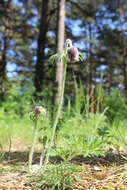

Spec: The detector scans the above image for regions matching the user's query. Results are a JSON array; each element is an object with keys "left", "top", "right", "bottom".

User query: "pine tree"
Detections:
[
  {"left": 54, "top": 0, "right": 66, "bottom": 104},
  {"left": 0, "top": 0, "right": 11, "bottom": 100},
  {"left": 34, "top": 0, "right": 49, "bottom": 97}
]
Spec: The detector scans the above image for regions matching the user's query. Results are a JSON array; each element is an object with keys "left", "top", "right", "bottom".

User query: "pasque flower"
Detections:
[
  {"left": 28, "top": 39, "right": 83, "bottom": 173},
  {"left": 66, "top": 40, "right": 79, "bottom": 63},
  {"left": 67, "top": 46, "right": 79, "bottom": 63},
  {"left": 28, "top": 105, "right": 46, "bottom": 174},
  {"left": 43, "top": 39, "right": 83, "bottom": 168},
  {"left": 35, "top": 106, "right": 46, "bottom": 116}
]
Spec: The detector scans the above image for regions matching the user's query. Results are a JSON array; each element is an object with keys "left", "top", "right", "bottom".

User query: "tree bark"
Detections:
[
  {"left": 122, "top": 50, "right": 127, "bottom": 95},
  {"left": 85, "top": 25, "right": 90, "bottom": 110},
  {"left": 34, "top": 0, "right": 49, "bottom": 96},
  {"left": 0, "top": 0, "right": 11, "bottom": 100},
  {"left": 120, "top": 7, "right": 127, "bottom": 96},
  {"left": 106, "top": 60, "right": 111, "bottom": 95},
  {"left": 89, "top": 24, "right": 95, "bottom": 113},
  {"left": 54, "top": 0, "right": 66, "bottom": 105}
]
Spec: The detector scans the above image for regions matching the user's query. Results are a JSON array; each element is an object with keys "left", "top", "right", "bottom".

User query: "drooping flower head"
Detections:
[
  {"left": 67, "top": 46, "right": 79, "bottom": 63},
  {"left": 66, "top": 39, "right": 79, "bottom": 63}
]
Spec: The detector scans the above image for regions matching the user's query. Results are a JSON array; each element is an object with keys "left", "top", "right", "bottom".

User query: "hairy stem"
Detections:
[
  {"left": 40, "top": 141, "right": 47, "bottom": 167},
  {"left": 43, "top": 58, "right": 67, "bottom": 167},
  {"left": 8, "top": 137, "right": 12, "bottom": 160},
  {"left": 28, "top": 117, "right": 38, "bottom": 174}
]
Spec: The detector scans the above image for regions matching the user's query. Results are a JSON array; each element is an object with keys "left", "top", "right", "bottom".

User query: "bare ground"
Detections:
[{"left": 0, "top": 145, "right": 127, "bottom": 190}]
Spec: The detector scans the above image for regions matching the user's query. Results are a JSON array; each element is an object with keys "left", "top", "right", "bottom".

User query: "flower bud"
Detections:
[
  {"left": 34, "top": 106, "right": 46, "bottom": 116},
  {"left": 67, "top": 46, "right": 79, "bottom": 63},
  {"left": 66, "top": 39, "right": 72, "bottom": 48}
]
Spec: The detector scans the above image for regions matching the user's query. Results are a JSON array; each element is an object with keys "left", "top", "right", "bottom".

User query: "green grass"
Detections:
[{"left": 0, "top": 107, "right": 127, "bottom": 160}]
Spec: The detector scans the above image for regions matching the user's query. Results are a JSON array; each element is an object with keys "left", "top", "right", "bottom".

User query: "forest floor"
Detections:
[{"left": 0, "top": 140, "right": 127, "bottom": 190}]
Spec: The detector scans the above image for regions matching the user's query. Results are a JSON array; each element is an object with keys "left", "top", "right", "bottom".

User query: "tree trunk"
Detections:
[
  {"left": 85, "top": 25, "right": 90, "bottom": 110},
  {"left": 54, "top": 0, "right": 66, "bottom": 105},
  {"left": 106, "top": 60, "right": 111, "bottom": 95},
  {"left": 0, "top": 30, "right": 7, "bottom": 100},
  {"left": 0, "top": 0, "right": 11, "bottom": 100},
  {"left": 122, "top": 48, "right": 127, "bottom": 95},
  {"left": 89, "top": 24, "right": 94, "bottom": 113},
  {"left": 34, "top": 0, "right": 49, "bottom": 96},
  {"left": 120, "top": 7, "right": 127, "bottom": 95}
]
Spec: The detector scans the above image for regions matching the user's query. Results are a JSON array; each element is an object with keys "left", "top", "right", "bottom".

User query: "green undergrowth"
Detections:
[
  {"left": 1, "top": 106, "right": 127, "bottom": 162},
  {"left": 27, "top": 163, "right": 81, "bottom": 190},
  {"left": 0, "top": 83, "right": 127, "bottom": 188},
  {"left": 0, "top": 83, "right": 127, "bottom": 162}
]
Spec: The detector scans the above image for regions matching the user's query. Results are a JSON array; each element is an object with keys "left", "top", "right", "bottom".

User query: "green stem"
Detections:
[
  {"left": 39, "top": 136, "right": 49, "bottom": 167},
  {"left": 8, "top": 136, "right": 12, "bottom": 160},
  {"left": 43, "top": 58, "right": 67, "bottom": 167},
  {"left": 28, "top": 117, "right": 38, "bottom": 174}
]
